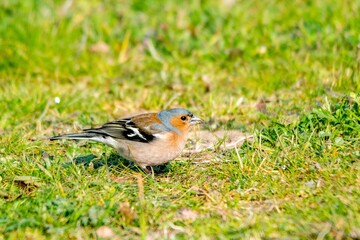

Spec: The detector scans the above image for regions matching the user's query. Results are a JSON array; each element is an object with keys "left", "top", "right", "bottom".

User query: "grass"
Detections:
[{"left": 0, "top": 0, "right": 359, "bottom": 239}]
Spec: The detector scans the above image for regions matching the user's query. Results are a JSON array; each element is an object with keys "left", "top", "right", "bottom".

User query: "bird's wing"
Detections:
[{"left": 83, "top": 113, "right": 169, "bottom": 143}]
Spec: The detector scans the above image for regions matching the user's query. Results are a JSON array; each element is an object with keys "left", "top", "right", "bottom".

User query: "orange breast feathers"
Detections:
[{"left": 164, "top": 130, "right": 187, "bottom": 151}]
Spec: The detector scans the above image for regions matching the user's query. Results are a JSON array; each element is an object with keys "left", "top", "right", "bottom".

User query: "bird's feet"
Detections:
[{"left": 141, "top": 166, "right": 154, "bottom": 175}]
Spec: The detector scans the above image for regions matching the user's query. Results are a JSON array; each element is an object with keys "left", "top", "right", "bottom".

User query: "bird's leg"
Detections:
[{"left": 141, "top": 165, "right": 152, "bottom": 174}]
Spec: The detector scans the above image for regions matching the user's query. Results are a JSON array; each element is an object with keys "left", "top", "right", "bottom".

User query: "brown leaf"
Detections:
[{"left": 117, "top": 201, "right": 137, "bottom": 224}]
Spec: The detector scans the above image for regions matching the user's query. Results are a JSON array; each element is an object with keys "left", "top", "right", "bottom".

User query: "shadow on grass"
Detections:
[{"left": 65, "top": 153, "right": 170, "bottom": 174}]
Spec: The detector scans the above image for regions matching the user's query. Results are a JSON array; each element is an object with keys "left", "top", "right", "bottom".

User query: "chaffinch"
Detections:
[{"left": 50, "top": 108, "right": 204, "bottom": 173}]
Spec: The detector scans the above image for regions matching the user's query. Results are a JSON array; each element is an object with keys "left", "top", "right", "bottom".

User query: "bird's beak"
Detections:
[{"left": 190, "top": 115, "right": 204, "bottom": 125}]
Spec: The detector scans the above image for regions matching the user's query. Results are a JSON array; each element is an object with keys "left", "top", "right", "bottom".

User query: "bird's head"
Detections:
[{"left": 158, "top": 108, "right": 204, "bottom": 135}]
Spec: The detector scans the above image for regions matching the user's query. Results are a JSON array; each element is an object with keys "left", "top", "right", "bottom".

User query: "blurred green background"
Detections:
[{"left": 1, "top": 0, "right": 359, "bottom": 126}]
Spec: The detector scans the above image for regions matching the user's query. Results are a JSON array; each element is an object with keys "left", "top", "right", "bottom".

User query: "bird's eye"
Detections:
[{"left": 180, "top": 116, "right": 187, "bottom": 121}]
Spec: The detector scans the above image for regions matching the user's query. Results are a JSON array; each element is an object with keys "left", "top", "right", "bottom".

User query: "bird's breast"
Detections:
[{"left": 124, "top": 132, "right": 188, "bottom": 166}]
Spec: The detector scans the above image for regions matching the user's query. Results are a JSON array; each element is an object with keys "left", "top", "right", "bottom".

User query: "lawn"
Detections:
[{"left": 0, "top": 0, "right": 359, "bottom": 239}]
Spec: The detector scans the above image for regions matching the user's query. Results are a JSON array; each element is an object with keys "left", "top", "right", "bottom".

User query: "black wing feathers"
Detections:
[{"left": 84, "top": 119, "right": 155, "bottom": 143}]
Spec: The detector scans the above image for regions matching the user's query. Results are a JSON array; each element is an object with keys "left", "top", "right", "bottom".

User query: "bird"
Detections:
[{"left": 50, "top": 108, "right": 204, "bottom": 173}]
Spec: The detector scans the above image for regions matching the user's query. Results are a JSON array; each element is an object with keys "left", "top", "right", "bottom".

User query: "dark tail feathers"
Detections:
[{"left": 49, "top": 132, "right": 100, "bottom": 141}]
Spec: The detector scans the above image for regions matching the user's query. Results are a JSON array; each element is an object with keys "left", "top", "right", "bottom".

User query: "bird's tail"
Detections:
[{"left": 49, "top": 132, "right": 100, "bottom": 141}]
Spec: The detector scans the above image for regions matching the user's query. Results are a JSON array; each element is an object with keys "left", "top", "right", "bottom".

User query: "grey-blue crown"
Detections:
[{"left": 162, "top": 108, "right": 192, "bottom": 117}]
